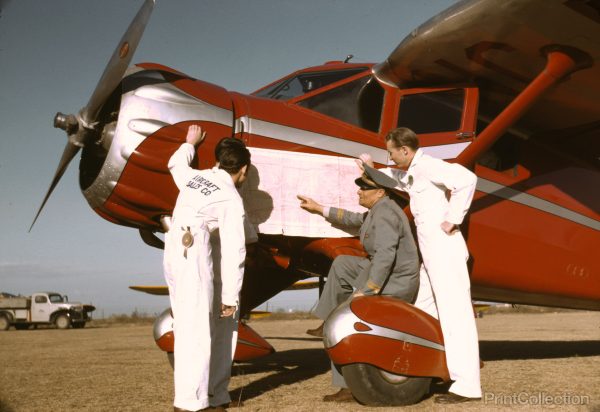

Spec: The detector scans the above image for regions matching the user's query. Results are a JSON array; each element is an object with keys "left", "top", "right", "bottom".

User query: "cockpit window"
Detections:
[
  {"left": 397, "top": 89, "right": 464, "bottom": 134},
  {"left": 297, "top": 75, "right": 384, "bottom": 133},
  {"left": 254, "top": 67, "right": 368, "bottom": 100}
]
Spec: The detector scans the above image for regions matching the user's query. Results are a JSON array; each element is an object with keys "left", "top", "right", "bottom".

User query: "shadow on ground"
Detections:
[
  {"left": 231, "top": 348, "right": 329, "bottom": 402},
  {"left": 228, "top": 339, "right": 600, "bottom": 404},
  {"left": 0, "top": 399, "right": 16, "bottom": 412},
  {"left": 480, "top": 340, "right": 600, "bottom": 361}
]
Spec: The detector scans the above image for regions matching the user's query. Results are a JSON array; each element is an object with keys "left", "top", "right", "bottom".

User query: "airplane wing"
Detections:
[
  {"left": 129, "top": 285, "right": 169, "bottom": 296},
  {"left": 130, "top": 279, "right": 321, "bottom": 296},
  {"left": 373, "top": 0, "right": 600, "bottom": 163},
  {"left": 285, "top": 280, "right": 320, "bottom": 291}
]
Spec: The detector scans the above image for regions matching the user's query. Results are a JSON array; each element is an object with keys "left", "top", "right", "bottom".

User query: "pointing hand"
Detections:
[{"left": 297, "top": 195, "right": 324, "bottom": 215}]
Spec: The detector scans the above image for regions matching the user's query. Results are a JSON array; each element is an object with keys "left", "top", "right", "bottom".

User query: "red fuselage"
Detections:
[{"left": 79, "top": 61, "right": 599, "bottom": 312}]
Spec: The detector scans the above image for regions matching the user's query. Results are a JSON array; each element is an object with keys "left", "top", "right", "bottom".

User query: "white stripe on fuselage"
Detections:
[
  {"left": 242, "top": 118, "right": 598, "bottom": 231},
  {"left": 239, "top": 116, "right": 471, "bottom": 163},
  {"left": 476, "top": 178, "right": 600, "bottom": 231}
]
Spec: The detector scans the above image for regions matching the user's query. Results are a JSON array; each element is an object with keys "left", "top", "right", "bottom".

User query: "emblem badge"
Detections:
[
  {"left": 182, "top": 231, "right": 194, "bottom": 248},
  {"left": 182, "top": 227, "right": 194, "bottom": 258}
]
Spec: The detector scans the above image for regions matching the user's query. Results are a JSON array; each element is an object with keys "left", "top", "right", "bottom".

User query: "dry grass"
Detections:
[
  {"left": 483, "top": 304, "right": 581, "bottom": 315},
  {"left": 90, "top": 310, "right": 156, "bottom": 327},
  {"left": 0, "top": 311, "right": 598, "bottom": 411}
]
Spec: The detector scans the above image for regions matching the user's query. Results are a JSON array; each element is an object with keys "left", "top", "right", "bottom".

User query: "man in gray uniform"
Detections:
[{"left": 297, "top": 177, "right": 419, "bottom": 402}]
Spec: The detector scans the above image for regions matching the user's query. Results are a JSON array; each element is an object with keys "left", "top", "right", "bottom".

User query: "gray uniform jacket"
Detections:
[{"left": 327, "top": 196, "right": 419, "bottom": 300}]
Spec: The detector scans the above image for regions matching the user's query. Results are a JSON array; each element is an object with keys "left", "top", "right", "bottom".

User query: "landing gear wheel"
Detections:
[
  {"left": 55, "top": 314, "right": 71, "bottom": 329},
  {"left": 0, "top": 315, "right": 9, "bottom": 331},
  {"left": 342, "top": 363, "right": 431, "bottom": 406}
]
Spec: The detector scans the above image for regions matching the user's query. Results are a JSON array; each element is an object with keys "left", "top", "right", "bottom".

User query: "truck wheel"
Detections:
[
  {"left": 0, "top": 315, "right": 9, "bottom": 331},
  {"left": 15, "top": 324, "right": 30, "bottom": 330},
  {"left": 342, "top": 363, "right": 431, "bottom": 406},
  {"left": 55, "top": 314, "right": 71, "bottom": 329}
]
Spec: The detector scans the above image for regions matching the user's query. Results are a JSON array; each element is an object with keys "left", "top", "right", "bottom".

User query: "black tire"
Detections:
[
  {"left": 55, "top": 314, "right": 71, "bottom": 329},
  {"left": 342, "top": 363, "right": 431, "bottom": 406},
  {"left": 0, "top": 315, "right": 10, "bottom": 331},
  {"left": 15, "top": 324, "right": 30, "bottom": 330}
]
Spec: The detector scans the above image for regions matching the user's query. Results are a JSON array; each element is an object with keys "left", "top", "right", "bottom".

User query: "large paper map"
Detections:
[{"left": 240, "top": 147, "right": 366, "bottom": 238}]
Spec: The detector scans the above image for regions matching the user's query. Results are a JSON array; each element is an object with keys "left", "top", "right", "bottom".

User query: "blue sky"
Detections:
[{"left": 0, "top": 0, "right": 455, "bottom": 315}]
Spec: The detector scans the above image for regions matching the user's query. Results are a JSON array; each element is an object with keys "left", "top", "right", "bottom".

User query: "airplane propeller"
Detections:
[{"left": 29, "top": 0, "right": 155, "bottom": 232}]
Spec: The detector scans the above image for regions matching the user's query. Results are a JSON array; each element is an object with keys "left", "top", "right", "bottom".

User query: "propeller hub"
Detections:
[{"left": 54, "top": 112, "right": 79, "bottom": 134}]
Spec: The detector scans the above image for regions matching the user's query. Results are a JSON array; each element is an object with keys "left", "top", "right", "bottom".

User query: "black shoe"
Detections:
[
  {"left": 217, "top": 400, "right": 244, "bottom": 408},
  {"left": 226, "top": 400, "right": 244, "bottom": 408},
  {"left": 306, "top": 322, "right": 324, "bottom": 337},
  {"left": 322, "top": 388, "right": 354, "bottom": 403},
  {"left": 434, "top": 393, "right": 481, "bottom": 404}
]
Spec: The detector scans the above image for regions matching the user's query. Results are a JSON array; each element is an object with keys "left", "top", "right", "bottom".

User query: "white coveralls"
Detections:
[
  {"left": 164, "top": 143, "right": 247, "bottom": 411},
  {"left": 382, "top": 148, "right": 482, "bottom": 398}
]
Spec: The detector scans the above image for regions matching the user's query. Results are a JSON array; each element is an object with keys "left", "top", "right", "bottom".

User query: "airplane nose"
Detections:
[
  {"left": 79, "top": 66, "right": 235, "bottom": 229},
  {"left": 29, "top": 0, "right": 155, "bottom": 232}
]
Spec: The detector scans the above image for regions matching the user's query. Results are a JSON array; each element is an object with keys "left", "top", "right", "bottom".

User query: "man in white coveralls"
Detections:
[
  {"left": 164, "top": 125, "right": 251, "bottom": 412},
  {"left": 359, "top": 127, "right": 482, "bottom": 404}
]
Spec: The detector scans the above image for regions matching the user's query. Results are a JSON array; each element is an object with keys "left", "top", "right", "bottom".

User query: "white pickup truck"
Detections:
[{"left": 0, "top": 292, "right": 95, "bottom": 330}]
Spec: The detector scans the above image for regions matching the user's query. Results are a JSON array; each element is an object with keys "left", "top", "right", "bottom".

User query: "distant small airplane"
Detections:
[{"left": 31, "top": 0, "right": 599, "bottom": 405}]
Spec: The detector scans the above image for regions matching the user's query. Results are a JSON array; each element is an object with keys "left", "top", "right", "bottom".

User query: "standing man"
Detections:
[
  {"left": 208, "top": 137, "right": 258, "bottom": 410},
  {"left": 298, "top": 176, "right": 419, "bottom": 403},
  {"left": 358, "top": 127, "right": 481, "bottom": 403},
  {"left": 164, "top": 125, "right": 251, "bottom": 412},
  {"left": 358, "top": 127, "right": 481, "bottom": 404}
]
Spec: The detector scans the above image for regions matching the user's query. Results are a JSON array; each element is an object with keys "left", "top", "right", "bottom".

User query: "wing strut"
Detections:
[{"left": 456, "top": 47, "right": 590, "bottom": 169}]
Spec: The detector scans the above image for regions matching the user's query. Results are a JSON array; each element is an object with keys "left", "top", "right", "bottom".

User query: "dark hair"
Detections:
[
  {"left": 216, "top": 137, "right": 251, "bottom": 174},
  {"left": 214, "top": 137, "right": 244, "bottom": 159},
  {"left": 385, "top": 127, "right": 419, "bottom": 150}
]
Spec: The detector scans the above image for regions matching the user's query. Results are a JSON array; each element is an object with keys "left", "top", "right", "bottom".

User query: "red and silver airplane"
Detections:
[{"left": 30, "top": 0, "right": 599, "bottom": 405}]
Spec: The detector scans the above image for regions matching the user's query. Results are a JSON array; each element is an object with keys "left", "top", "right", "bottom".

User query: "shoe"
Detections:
[
  {"left": 306, "top": 322, "right": 324, "bottom": 337},
  {"left": 434, "top": 393, "right": 481, "bottom": 404},
  {"left": 216, "top": 400, "right": 243, "bottom": 408},
  {"left": 322, "top": 388, "right": 354, "bottom": 402}
]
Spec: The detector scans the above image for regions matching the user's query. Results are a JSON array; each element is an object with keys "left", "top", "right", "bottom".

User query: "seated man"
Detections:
[{"left": 297, "top": 177, "right": 420, "bottom": 402}]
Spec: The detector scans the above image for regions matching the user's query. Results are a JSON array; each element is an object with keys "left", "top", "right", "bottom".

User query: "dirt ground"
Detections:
[{"left": 0, "top": 311, "right": 599, "bottom": 412}]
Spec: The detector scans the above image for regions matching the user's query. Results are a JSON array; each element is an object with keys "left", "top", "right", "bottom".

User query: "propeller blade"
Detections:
[
  {"left": 29, "top": 142, "right": 81, "bottom": 232},
  {"left": 81, "top": 0, "right": 155, "bottom": 124}
]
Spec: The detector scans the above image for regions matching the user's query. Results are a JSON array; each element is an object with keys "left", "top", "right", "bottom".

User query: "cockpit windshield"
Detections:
[{"left": 254, "top": 67, "right": 368, "bottom": 100}]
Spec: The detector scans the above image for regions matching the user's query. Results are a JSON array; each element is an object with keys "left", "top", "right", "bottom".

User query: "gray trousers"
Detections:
[
  {"left": 315, "top": 255, "right": 370, "bottom": 389},
  {"left": 314, "top": 255, "right": 369, "bottom": 320}
]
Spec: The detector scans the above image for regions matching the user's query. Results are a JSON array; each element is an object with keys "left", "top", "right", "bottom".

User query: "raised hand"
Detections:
[{"left": 186, "top": 124, "right": 207, "bottom": 147}]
